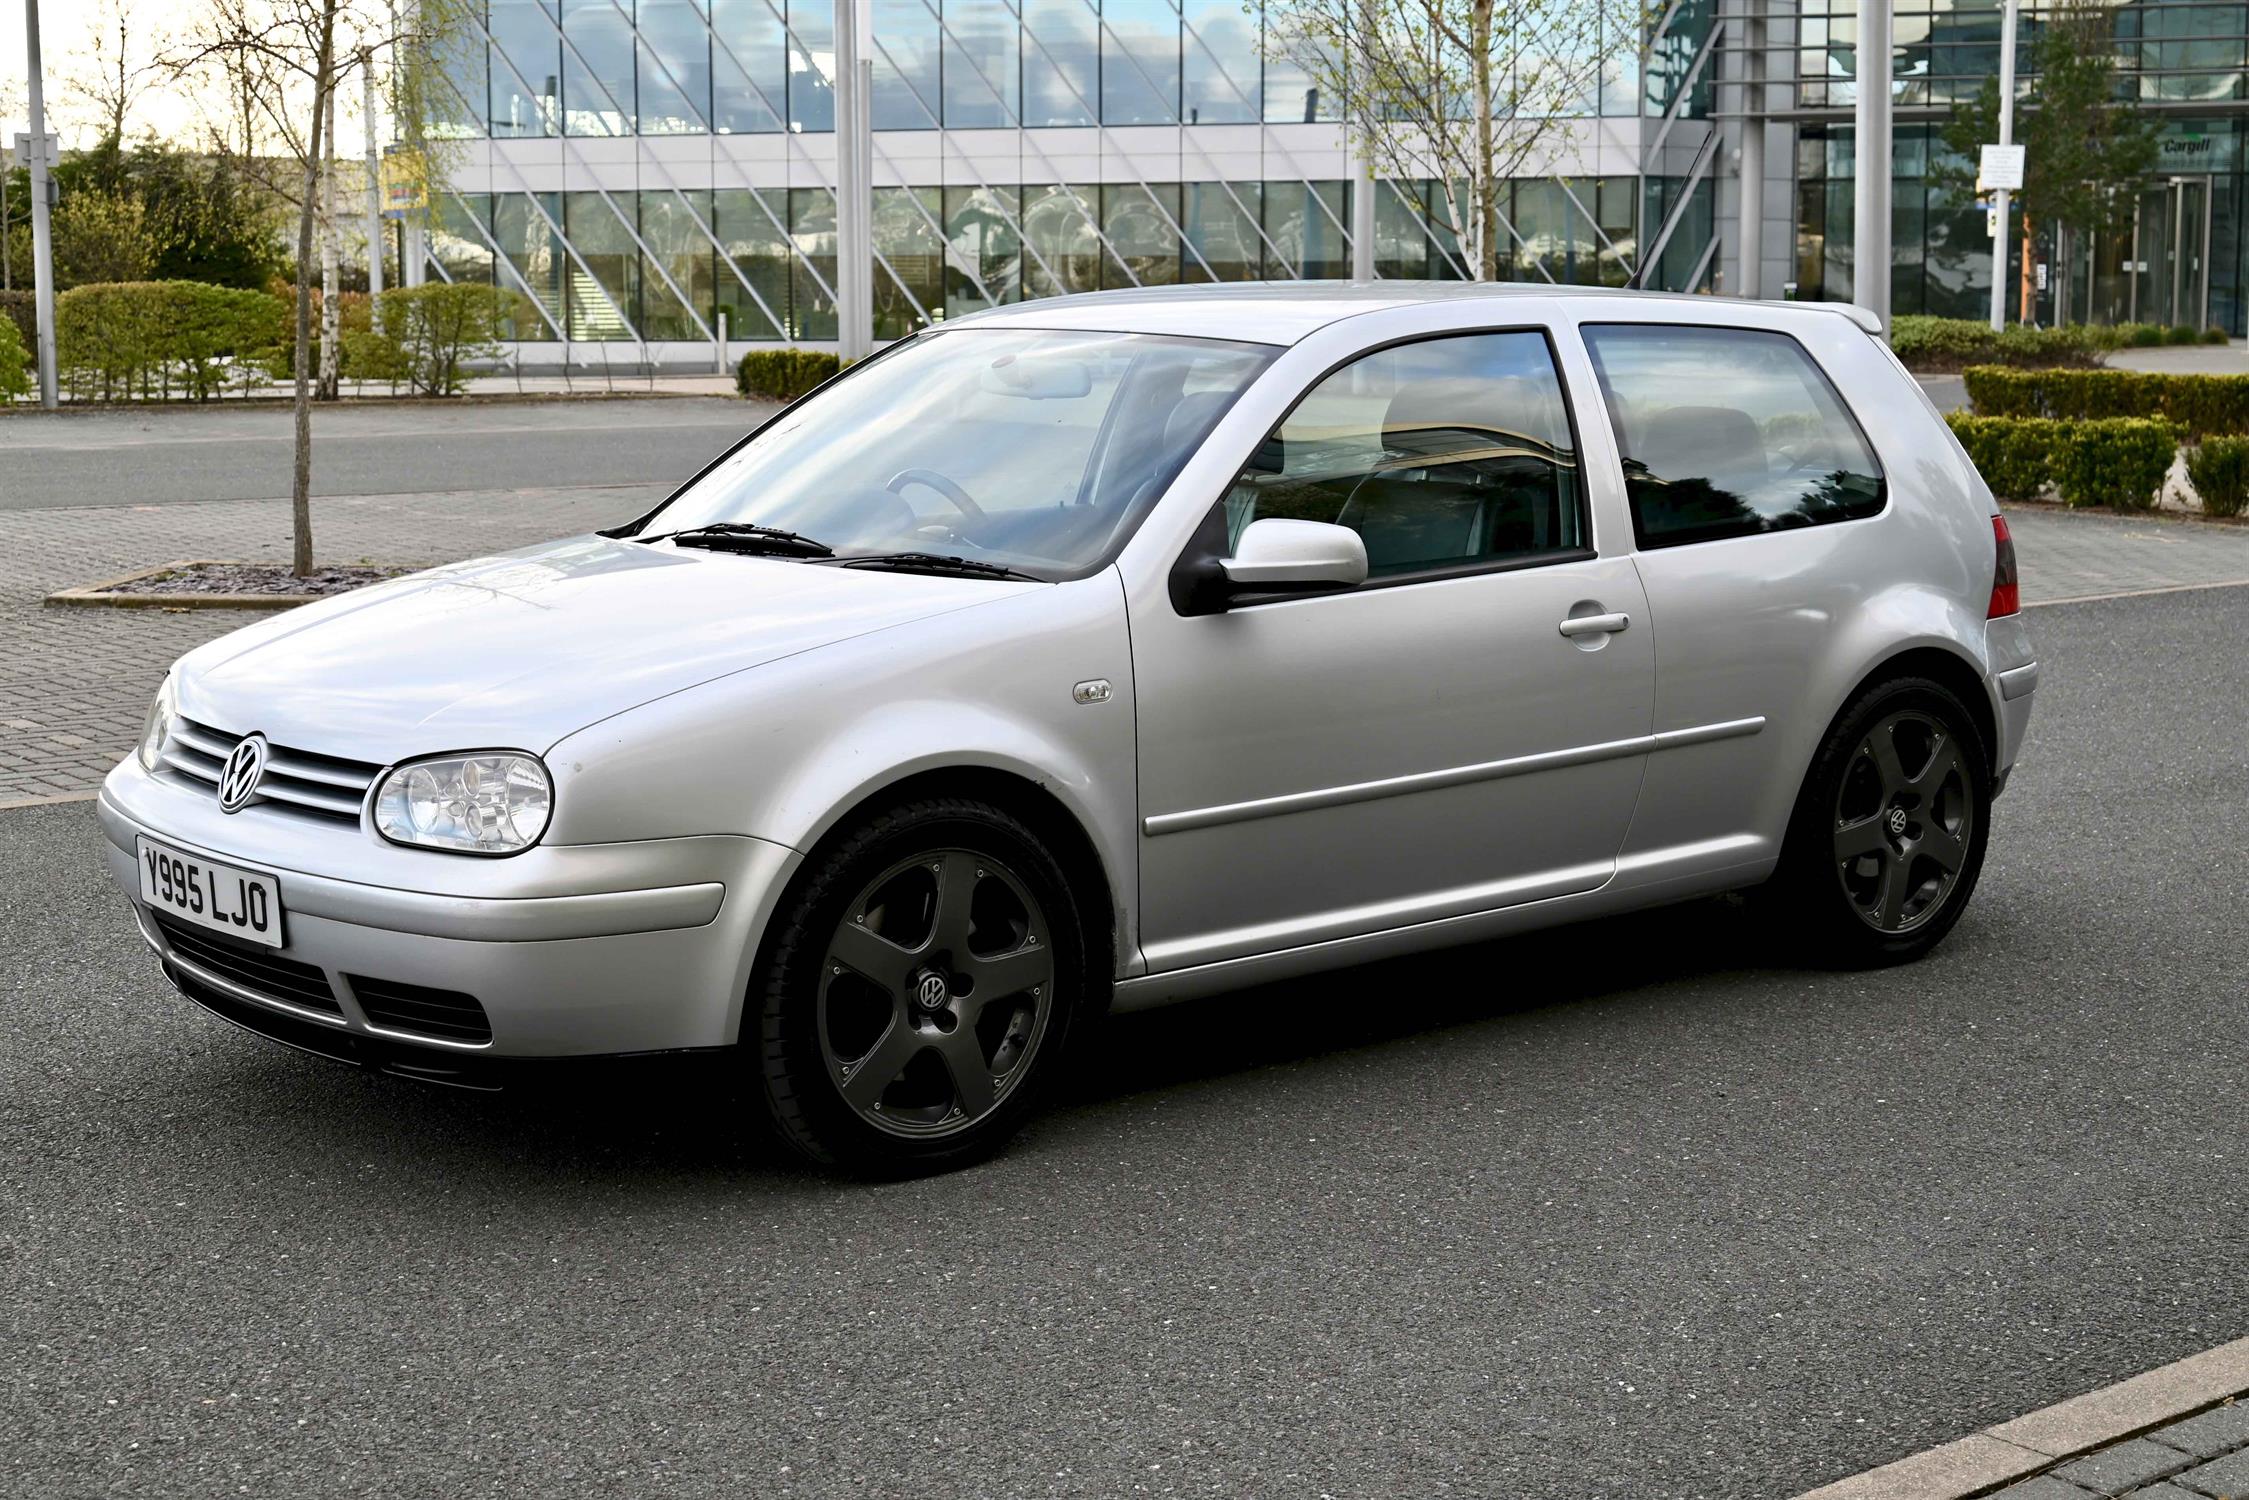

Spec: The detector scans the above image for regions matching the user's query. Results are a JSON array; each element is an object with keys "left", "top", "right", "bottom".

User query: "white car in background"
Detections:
[{"left": 102, "top": 283, "right": 2037, "bottom": 1174}]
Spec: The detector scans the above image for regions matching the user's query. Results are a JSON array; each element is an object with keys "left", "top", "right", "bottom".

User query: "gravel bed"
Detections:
[{"left": 101, "top": 561, "right": 414, "bottom": 598}]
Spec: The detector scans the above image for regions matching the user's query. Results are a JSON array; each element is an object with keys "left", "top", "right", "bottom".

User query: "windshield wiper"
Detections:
[
  {"left": 636, "top": 522, "right": 834, "bottom": 558},
  {"left": 832, "top": 552, "right": 1044, "bottom": 582}
]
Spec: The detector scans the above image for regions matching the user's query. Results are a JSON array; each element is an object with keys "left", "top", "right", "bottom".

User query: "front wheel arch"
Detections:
[{"left": 749, "top": 766, "right": 1118, "bottom": 1038}]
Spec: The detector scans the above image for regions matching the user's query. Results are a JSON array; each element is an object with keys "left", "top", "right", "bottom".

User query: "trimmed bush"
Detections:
[
  {"left": 737, "top": 347, "right": 841, "bottom": 401},
  {"left": 55, "top": 280, "right": 286, "bottom": 400},
  {"left": 0, "top": 313, "right": 29, "bottom": 400},
  {"left": 1963, "top": 365, "right": 2249, "bottom": 440},
  {"left": 1947, "top": 412, "right": 2179, "bottom": 510},
  {"left": 1945, "top": 413, "right": 2060, "bottom": 502},
  {"left": 1890, "top": 316, "right": 2106, "bottom": 373},
  {"left": 2185, "top": 436, "right": 2249, "bottom": 518},
  {"left": 2052, "top": 419, "right": 2177, "bottom": 510}
]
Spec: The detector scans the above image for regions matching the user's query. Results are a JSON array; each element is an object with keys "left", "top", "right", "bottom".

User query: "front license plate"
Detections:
[{"left": 136, "top": 837, "right": 285, "bottom": 947}]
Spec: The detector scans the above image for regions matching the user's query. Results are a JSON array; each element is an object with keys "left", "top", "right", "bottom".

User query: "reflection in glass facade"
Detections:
[{"left": 424, "top": 0, "right": 1769, "bottom": 347}]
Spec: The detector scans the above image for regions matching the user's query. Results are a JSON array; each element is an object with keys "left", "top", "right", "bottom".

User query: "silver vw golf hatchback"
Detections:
[{"left": 103, "top": 284, "right": 2037, "bottom": 1173}]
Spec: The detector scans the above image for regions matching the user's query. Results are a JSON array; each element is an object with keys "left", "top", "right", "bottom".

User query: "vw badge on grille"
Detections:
[{"left": 216, "top": 734, "right": 269, "bottom": 813}]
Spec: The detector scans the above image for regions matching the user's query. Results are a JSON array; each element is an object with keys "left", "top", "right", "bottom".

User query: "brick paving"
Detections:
[
  {"left": 0, "top": 484, "right": 663, "bottom": 807},
  {"left": 1, "top": 490, "right": 2244, "bottom": 809},
  {"left": 1995, "top": 1402, "right": 2249, "bottom": 1500}
]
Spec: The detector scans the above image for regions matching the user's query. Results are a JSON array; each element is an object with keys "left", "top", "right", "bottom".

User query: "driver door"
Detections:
[{"left": 1127, "top": 329, "right": 1655, "bottom": 974}]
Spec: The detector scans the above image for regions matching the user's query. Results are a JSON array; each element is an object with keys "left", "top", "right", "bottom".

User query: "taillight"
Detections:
[{"left": 1988, "top": 514, "right": 2020, "bottom": 618}]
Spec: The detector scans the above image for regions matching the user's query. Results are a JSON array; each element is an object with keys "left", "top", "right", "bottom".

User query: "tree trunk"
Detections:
[
  {"left": 292, "top": 0, "right": 341, "bottom": 578},
  {"left": 2019, "top": 214, "right": 2036, "bottom": 325},
  {"left": 1472, "top": 0, "right": 1498, "bottom": 282},
  {"left": 318, "top": 78, "right": 341, "bottom": 401}
]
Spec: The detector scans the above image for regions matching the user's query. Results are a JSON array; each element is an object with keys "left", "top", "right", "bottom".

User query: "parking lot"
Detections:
[{"left": 3, "top": 401, "right": 2247, "bottom": 1497}]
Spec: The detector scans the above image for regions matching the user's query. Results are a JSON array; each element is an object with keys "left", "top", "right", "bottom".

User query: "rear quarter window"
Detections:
[{"left": 1581, "top": 324, "right": 1886, "bottom": 549}]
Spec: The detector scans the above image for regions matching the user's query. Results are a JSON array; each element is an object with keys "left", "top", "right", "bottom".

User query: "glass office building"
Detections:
[{"left": 415, "top": 0, "right": 2247, "bottom": 355}]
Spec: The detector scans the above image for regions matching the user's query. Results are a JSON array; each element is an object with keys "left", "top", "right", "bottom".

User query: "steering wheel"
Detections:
[{"left": 886, "top": 467, "right": 986, "bottom": 521}]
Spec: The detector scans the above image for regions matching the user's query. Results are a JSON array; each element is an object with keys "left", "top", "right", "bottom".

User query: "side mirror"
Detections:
[{"left": 1219, "top": 519, "right": 1368, "bottom": 595}]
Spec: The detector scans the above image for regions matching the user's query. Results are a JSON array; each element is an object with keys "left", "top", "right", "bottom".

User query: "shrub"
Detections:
[
  {"left": 0, "top": 313, "right": 29, "bottom": 400},
  {"left": 737, "top": 347, "right": 841, "bottom": 401},
  {"left": 2206, "top": 326, "right": 2232, "bottom": 345},
  {"left": 2185, "top": 436, "right": 2249, "bottom": 518},
  {"left": 1945, "top": 413, "right": 2060, "bottom": 502},
  {"left": 53, "top": 280, "right": 287, "bottom": 400},
  {"left": 368, "top": 282, "right": 516, "bottom": 395},
  {"left": 0, "top": 288, "right": 33, "bottom": 350},
  {"left": 2052, "top": 419, "right": 2176, "bottom": 510},
  {"left": 2165, "top": 324, "right": 2203, "bottom": 346},
  {"left": 1947, "top": 412, "right": 2180, "bottom": 509},
  {"left": 1963, "top": 365, "right": 2249, "bottom": 439},
  {"left": 1889, "top": 316, "right": 2105, "bottom": 372}
]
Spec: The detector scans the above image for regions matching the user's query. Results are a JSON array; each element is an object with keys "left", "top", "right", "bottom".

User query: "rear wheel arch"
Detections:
[{"left": 1837, "top": 644, "right": 2000, "bottom": 779}]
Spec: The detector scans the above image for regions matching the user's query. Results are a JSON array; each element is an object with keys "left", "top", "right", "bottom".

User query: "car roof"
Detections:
[{"left": 944, "top": 280, "right": 1884, "bottom": 347}]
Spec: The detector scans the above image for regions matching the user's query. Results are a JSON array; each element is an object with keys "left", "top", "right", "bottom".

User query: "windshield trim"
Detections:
[{"left": 602, "top": 326, "right": 1281, "bottom": 584}]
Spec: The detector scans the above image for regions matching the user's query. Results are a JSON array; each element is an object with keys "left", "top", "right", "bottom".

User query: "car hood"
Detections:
[{"left": 175, "top": 535, "right": 1031, "bottom": 762}]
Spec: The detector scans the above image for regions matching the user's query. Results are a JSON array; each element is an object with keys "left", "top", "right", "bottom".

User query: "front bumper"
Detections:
[{"left": 100, "top": 758, "right": 801, "bottom": 1063}]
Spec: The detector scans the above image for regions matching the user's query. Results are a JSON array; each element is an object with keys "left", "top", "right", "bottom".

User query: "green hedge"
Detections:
[
  {"left": 0, "top": 313, "right": 28, "bottom": 400},
  {"left": 1890, "top": 317, "right": 2226, "bottom": 372},
  {"left": 1963, "top": 365, "right": 2249, "bottom": 440},
  {"left": 1889, "top": 316, "right": 2107, "bottom": 373},
  {"left": 55, "top": 280, "right": 286, "bottom": 400},
  {"left": 737, "top": 348, "right": 841, "bottom": 402},
  {"left": 1945, "top": 412, "right": 2178, "bottom": 509},
  {"left": 2185, "top": 437, "right": 2249, "bottom": 518}
]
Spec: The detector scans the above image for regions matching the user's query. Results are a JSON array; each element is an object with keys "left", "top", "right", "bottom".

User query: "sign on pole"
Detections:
[
  {"left": 1978, "top": 144, "right": 2026, "bottom": 193},
  {"left": 10, "top": 132, "right": 58, "bottom": 168}
]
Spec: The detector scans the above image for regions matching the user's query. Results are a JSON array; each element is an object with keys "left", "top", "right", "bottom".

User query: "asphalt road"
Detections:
[
  {"left": 4, "top": 587, "right": 2246, "bottom": 1498},
  {"left": 0, "top": 399, "right": 764, "bottom": 510}
]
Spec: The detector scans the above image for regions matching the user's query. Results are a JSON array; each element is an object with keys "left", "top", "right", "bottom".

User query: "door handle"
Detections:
[{"left": 1557, "top": 612, "right": 1631, "bottom": 638}]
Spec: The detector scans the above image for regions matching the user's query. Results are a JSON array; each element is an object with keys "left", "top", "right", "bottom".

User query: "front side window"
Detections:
[
  {"left": 1582, "top": 324, "right": 1886, "bottom": 549},
  {"left": 1218, "top": 332, "right": 1587, "bottom": 580},
  {"left": 643, "top": 328, "right": 1274, "bottom": 579}
]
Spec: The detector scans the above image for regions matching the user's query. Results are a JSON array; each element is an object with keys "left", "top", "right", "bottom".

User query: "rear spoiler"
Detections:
[{"left": 1823, "top": 303, "right": 1886, "bottom": 336}]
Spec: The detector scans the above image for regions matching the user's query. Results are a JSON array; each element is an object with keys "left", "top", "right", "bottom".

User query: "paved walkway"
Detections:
[
  {"left": 2, "top": 497, "right": 2244, "bottom": 809},
  {"left": 1997, "top": 1404, "right": 2249, "bottom": 1499}
]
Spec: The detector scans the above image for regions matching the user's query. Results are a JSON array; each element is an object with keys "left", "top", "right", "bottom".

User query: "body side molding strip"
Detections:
[{"left": 1141, "top": 716, "right": 1768, "bottom": 837}]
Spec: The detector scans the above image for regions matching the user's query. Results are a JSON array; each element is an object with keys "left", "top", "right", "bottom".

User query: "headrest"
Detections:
[{"left": 1637, "top": 405, "right": 1764, "bottom": 482}]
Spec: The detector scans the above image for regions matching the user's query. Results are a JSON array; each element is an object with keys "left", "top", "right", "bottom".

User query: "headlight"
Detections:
[
  {"left": 373, "top": 752, "right": 553, "bottom": 856},
  {"left": 137, "top": 676, "right": 177, "bottom": 772}
]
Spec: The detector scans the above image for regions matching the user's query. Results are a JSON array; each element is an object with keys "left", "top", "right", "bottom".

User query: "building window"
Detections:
[
  {"left": 562, "top": 0, "right": 636, "bottom": 134},
  {"left": 636, "top": 0, "right": 713, "bottom": 133},
  {"left": 942, "top": 0, "right": 1020, "bottom": 127},
  {"left": 488, "top": 0, "right": 558, "bottom": 137}
]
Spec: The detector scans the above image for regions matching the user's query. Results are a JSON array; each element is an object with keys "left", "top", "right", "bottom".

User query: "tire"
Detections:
[
  {"left": 753, "top": 796, "right": 1092, "bottom": 1175},
  {"left": 1767, "top": 674, "right": 1993, "bottom": 968}
]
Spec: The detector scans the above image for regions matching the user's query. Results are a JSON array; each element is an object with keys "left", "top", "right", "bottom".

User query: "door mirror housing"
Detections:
[{"left": 1219, "top": 519, "right": 1368, "bottom": 595}]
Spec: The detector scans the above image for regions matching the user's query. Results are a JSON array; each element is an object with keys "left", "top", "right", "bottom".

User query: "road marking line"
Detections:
[
  {"left": 2028, "top": 577, "right": 2249, "bottom": 608},
  {"left": 1794, "top": 1334, "right": 2249, "bottom": 1500}
]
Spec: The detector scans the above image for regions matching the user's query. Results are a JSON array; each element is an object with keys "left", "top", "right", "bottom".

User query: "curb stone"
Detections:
[{"left": 1794, "top": 1336, "right": 2249, "bottom": 1500}]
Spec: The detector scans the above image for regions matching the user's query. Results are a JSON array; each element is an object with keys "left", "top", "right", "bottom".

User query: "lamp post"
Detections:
[
  {"left": 22, "top": 0, "right": 58, "bottom": 408},
  {"left": 1989, "top": 0, "right": 2020, "bottom": 332},
  {"left": 1852, "top": 0, "right": 1893, "bottom": 327},
  {"left": 832, "top": 0, "right": 872, "bottom": 361}
]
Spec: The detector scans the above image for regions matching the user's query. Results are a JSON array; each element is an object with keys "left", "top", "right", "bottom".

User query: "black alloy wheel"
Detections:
[
  {"left": 1772, "top": 675, "right": 1992, "bottom": 966},
  {"left": 755, "top": 797, "right": 1092, "bottom": 1174}
]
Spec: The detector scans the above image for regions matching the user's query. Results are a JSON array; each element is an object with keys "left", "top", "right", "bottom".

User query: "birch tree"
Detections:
[{"left": 1265, "top": 0, "right": 1648, "bottom": 280}]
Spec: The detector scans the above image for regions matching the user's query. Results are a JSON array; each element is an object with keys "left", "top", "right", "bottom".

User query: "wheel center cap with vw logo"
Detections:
[
  {"left": 913, "top": 970, "right": 951, "bottom": 1011},
  {"left": 216, "top": 734, "right": 270, "bottom": 813},
  {"left": 1886, "top": 806, "right": 1910, "bottom": 837}
]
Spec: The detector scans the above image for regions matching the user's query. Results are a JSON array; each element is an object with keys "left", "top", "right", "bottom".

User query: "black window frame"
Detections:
[
  {"left": 1173, "top": 324, "right": 1600, "bottom": 610},
  {"left": 1580, "top": 320, "right": 1890, "bottom": 553}
]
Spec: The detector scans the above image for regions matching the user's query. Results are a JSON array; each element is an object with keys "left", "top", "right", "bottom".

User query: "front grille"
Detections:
[
  {"left": 348, "top": 975, "right": 493, "bottom": 1044},
  {"left": 159, "top": 716, "right": 381, "bottom": 826},
  {"left": 154, "top": 914, "right": 342, "bottom": 1015}
]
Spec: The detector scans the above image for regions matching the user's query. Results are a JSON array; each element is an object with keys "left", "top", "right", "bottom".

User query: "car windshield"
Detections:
[{"left": 639, "top": 328, "right": 1276, "bottom": 580}]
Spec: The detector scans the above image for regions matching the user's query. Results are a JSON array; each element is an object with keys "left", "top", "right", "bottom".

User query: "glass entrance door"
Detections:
[
  {"left": 2073, "top": 177, "right": 2214, "bottom": 330},
  {"left": 2136, "top": 177, "right": 2214, "bottom": 328}
]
